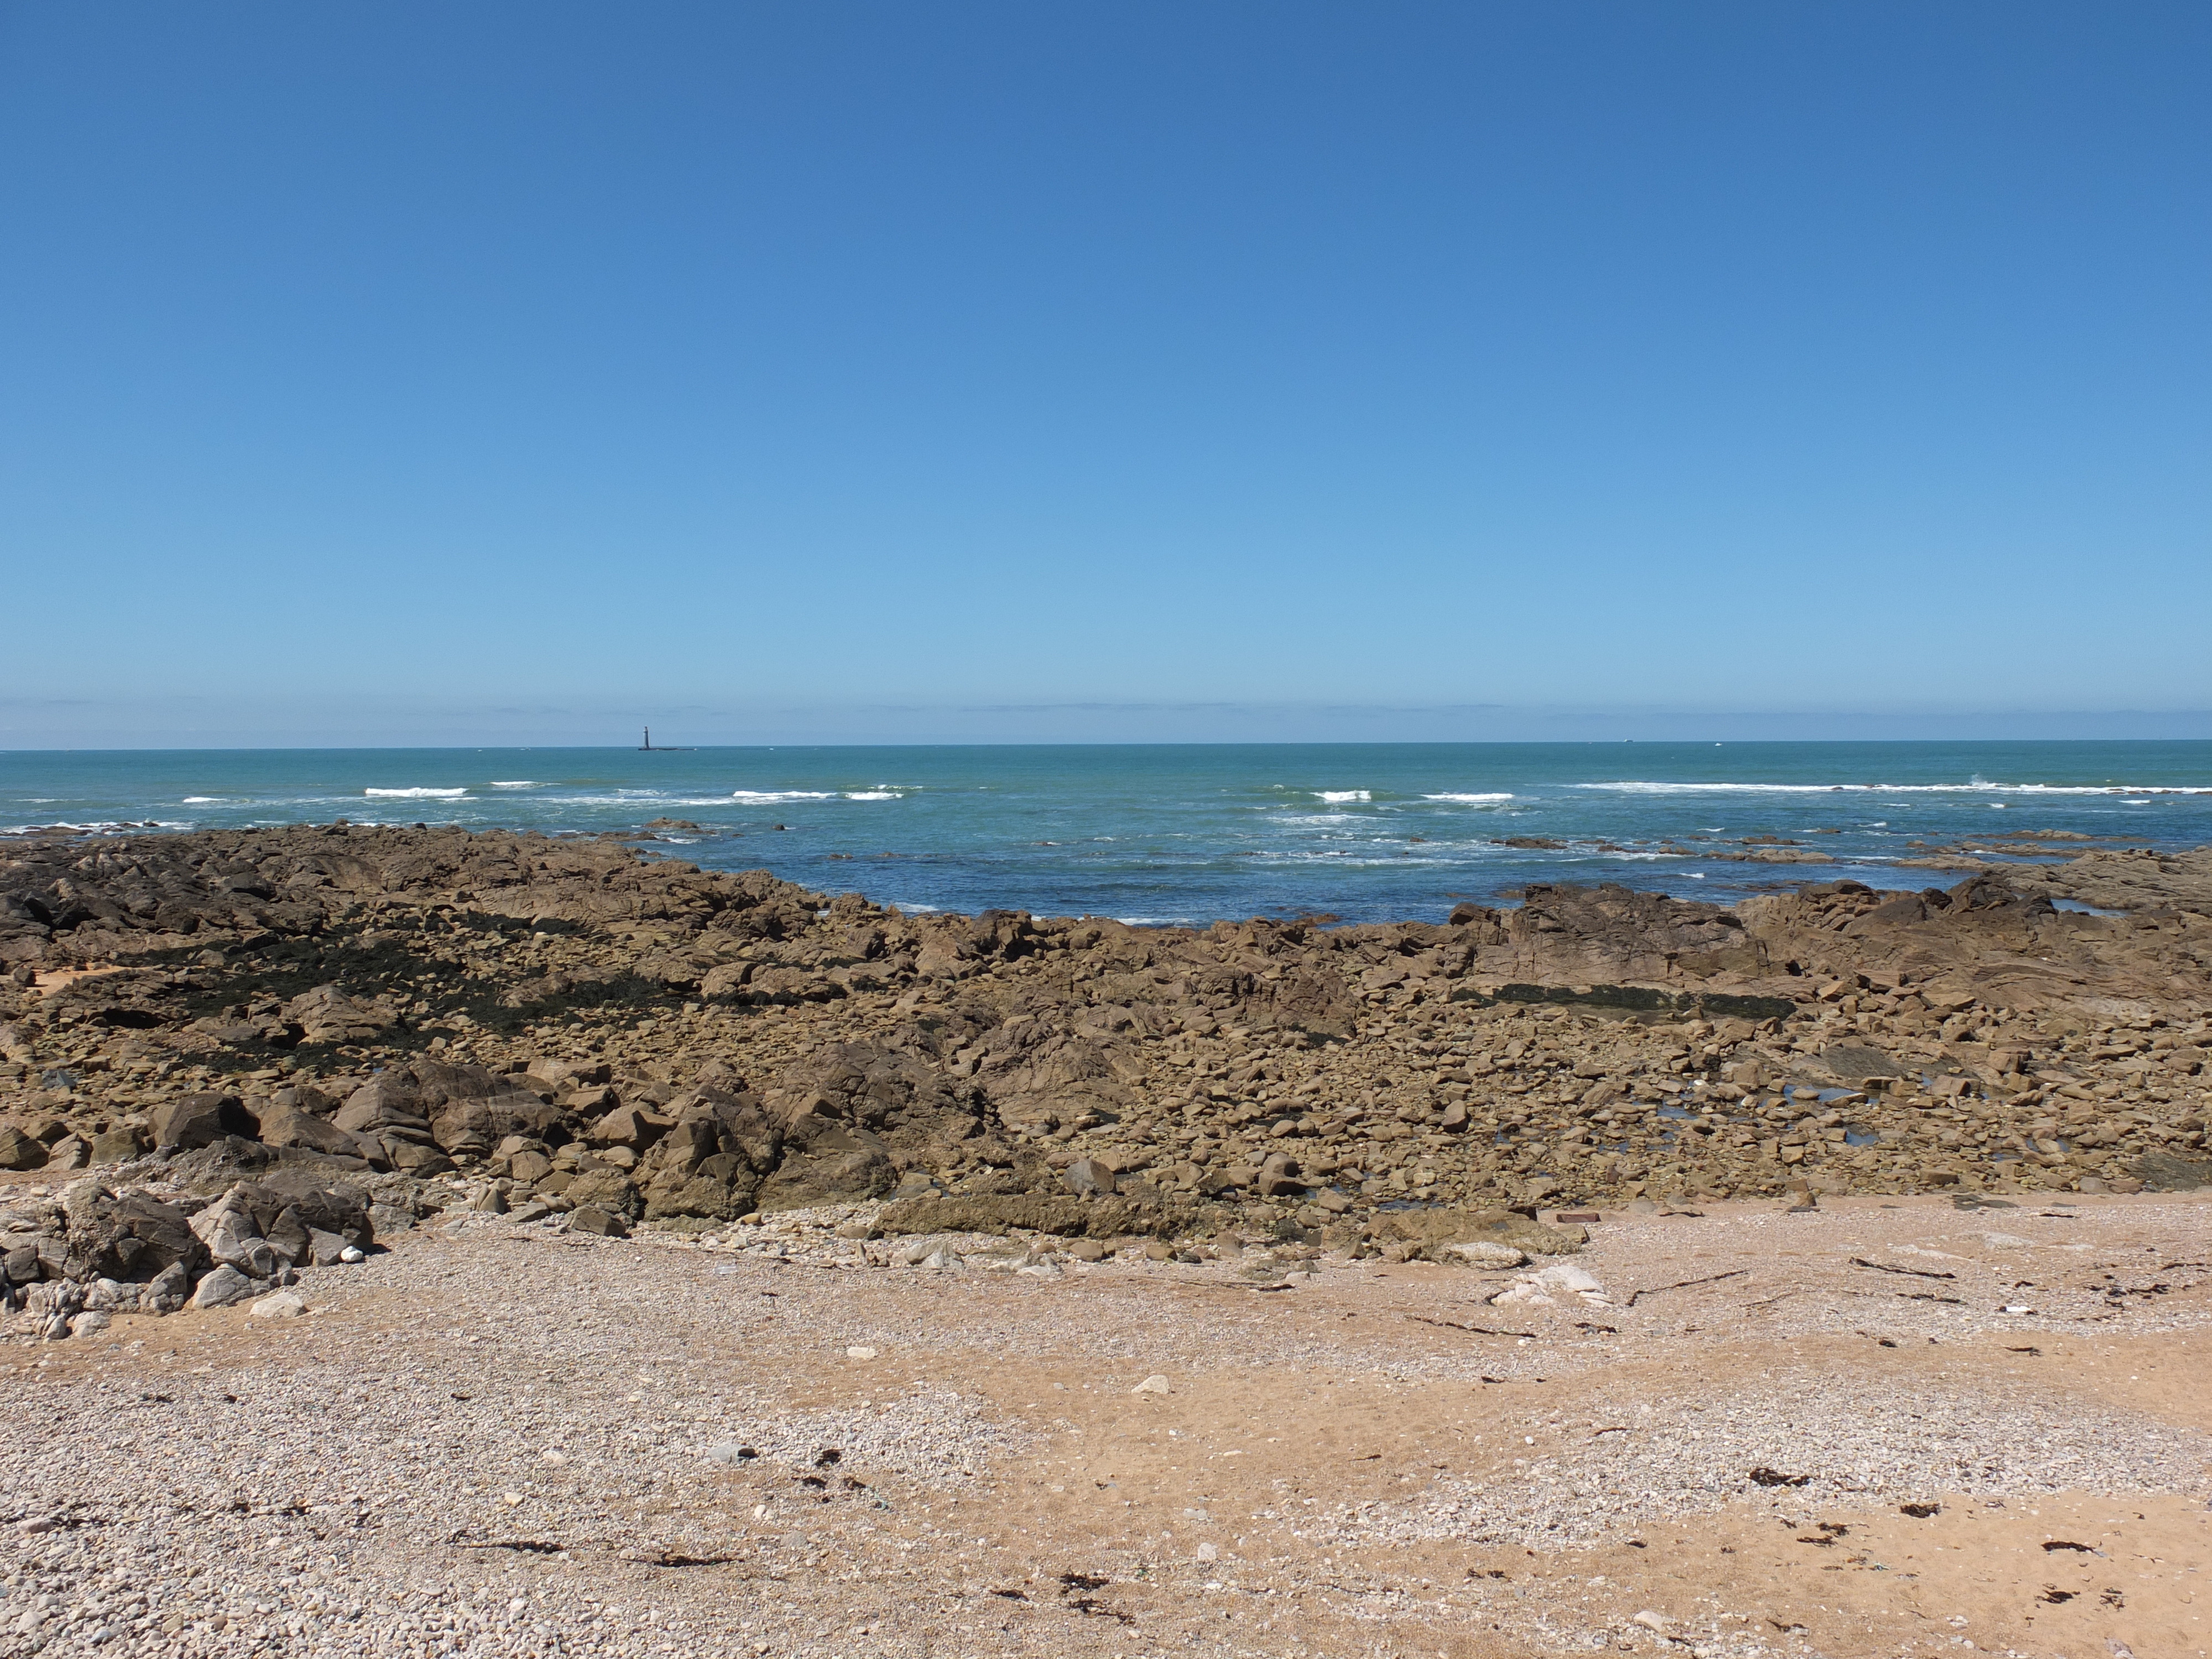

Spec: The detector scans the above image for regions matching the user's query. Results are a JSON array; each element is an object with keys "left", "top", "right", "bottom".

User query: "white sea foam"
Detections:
[
  {"left": 1423, "top": 792, "right": 1514, "bottom": 804},
  {"left": 489, "top": 780, "right": 537, "bottom": 788},
  {"left": 181, "top": 796, "right": 224, "bottom": 804},
  {"left": 1316, "top": 790, "right": 1372, "bottom": 803},
  {"left": 1575, "top": 780, "right": 2211, "bottom": 796},
  {"left": 843, "top": 790, "right": 901, "bottom": 801},
  {"left": 730, "top": 790, "right": 835, "bottom": 804},
  {"left": 364, "top": 787, "right": 468, "bottom": 799}
]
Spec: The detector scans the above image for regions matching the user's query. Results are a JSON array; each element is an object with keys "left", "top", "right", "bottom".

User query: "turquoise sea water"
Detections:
[{"left": 4, "top": 742, "right": 2209, "bottom": 926}]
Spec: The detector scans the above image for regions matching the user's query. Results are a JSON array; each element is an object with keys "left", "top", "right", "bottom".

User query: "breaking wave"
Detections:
[{"left": 1574, "top": 780, "right": 2212, "bottom": 796}]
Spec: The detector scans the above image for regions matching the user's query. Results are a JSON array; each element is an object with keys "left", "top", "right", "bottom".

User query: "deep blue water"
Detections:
[{"left": 4, "top": 742, "right": 2208, "bottom": 926}]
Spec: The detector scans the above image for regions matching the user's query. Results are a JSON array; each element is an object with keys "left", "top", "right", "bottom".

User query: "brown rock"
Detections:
[
  {"left": 590, "top": 1104, "right": 672, "bottom": 1150},
  {"left": 0, "top": 1125, "right": 47, "bottom": 1170},
  {"left": 152, "top": 1092, "right": 257, "bottom": 1152},
  {"left": 562, "top": 1167, "right": 641, "bottom": 1219},
  {"left": 254, "top": 1102, "right": 363, "bottom": 1157},
  {"left": 1063, "top": 1156, "right": 1117, "bottom": 1196},
  {"left": 88, "top": 1126, "right": 146, "bottom": 1165}
]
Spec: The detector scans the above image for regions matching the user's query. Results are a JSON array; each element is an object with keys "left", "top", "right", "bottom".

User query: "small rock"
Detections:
[
  {"left": 705, "top": 1443, "right": 759, "bottom": 1466},
  {"left": 67, "top": 1310, "right": 111, "bottom": 1338},
  {"left": 1632, "top": 1610, "right": 1670, "bottom": 1634},
  {"left": 846, "top": 1345, "right": 878, "bottom": 1360},
  {"left": 249, "top": 1290, "right": 308, "bottom": 1319},
  {"left": 338, "top": 1245, "right": 365, "bottom": 1264},
  {"left": 1195, "top": 1541, "right": 1219, "bottom": 1563},
  {"left": 1131, "top": 1374, "right": 1171, "bottom": 1395},
  {"left": 568, "top": 1206, "right": 628, "bottom": 1238}
]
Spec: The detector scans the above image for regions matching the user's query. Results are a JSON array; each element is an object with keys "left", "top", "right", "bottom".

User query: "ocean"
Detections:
[{"left": 4, "top": 741, "right": 2208, "bottom": 926}]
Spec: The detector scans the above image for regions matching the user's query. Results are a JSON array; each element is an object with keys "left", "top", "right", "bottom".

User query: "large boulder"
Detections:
[
  {"left": 0, "top": 1125, "right": 47, "bottom": 1171},
  {"left": 560, "top": 1167, "right": 641, "bottom": 1220},
  {"left": 281, "top": 984, "right": 400, "bottom": 1045},
  {"left": 971, "top": 1024, "right": 1138, "bottom": 1133},
  {"left": 62, "top": 1189, "right": 210, "bottom": 1283},
  {"left": 634, "top": 1086, "right": 782, "bottom": 1221},
  {"left": 753, "top": 1120, "right": 895, "bottom": 1212},
  {"left": 240, "top": 1170, "right": 375, "bottom": 1247},
  {"left": 427, "top": 1088, "right": 572, "bottom": 1159},
  {"left": 332, "top": 1064, "right": 460, "bottom": 1174},
  {"left": 88, "top": 1126, "right": 147, "bottom": 1165},
  {"left": 196, "top": 1173, "right": 375, "bottom": 1261},
  {"left": 335, "top": 1058, "right": 565, "bottom": 1166},
  {"left": 253, "top": 1100, "right": 364, "bottom": 1157},
  {"left": 589, "top": 1104, "right": 672, "bottom": 1151},
  {"left": 769, "top": 1042, "right": 987, "bottom": 1155},
  {"left": 151, "top": 1092, "right": 259, "bottom": 1152},
  {"left": 166, "top": 1135, "right": 279, "bottom": 1190},
  {"left": 1256, "top": 969, "right": 1359, "bottom": 1038},
  {"left": 746, "top": 1042, "right": 989, "bottom": 1212}
]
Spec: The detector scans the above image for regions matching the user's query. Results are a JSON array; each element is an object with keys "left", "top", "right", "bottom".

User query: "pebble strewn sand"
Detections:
[{"left": 3, "top": 1187, "right": 2207, "bottom": 1659}]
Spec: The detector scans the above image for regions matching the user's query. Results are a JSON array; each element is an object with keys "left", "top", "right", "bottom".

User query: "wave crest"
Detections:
[{"left": 1574, "top": 780, "right": 2211, "bottom": 796}]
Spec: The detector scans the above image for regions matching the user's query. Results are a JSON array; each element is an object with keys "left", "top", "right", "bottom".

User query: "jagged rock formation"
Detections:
[{"left": 1, "top": 826, "right": 2206, "bottom": 1246}]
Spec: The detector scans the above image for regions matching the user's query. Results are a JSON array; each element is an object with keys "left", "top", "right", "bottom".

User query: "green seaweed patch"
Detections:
[{"left": 1451, "top": 982, "right": 1797, "bottom": 1022}]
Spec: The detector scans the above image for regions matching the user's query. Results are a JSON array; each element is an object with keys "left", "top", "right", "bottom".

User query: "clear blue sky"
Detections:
[{"left": 2, "top": 2, "right": 2206, "bottom": 746}]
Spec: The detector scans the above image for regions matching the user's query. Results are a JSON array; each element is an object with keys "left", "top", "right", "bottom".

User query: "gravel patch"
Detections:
[{"left": 1326, "top": 1370, "right": 2211, "bottom": 1548}]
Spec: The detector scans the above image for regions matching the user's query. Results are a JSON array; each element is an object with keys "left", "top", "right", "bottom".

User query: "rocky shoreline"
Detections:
[{"left": 2, "top": 823, "right": 2208, "bottom": 1331}]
